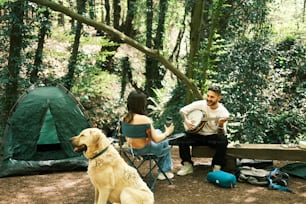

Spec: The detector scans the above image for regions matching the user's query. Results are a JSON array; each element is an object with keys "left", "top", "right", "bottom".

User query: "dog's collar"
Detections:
[{"left": 89, "top": 146, "right": 109, "bottom": 160}]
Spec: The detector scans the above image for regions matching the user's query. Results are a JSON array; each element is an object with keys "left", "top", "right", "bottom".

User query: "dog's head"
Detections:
[{"left": 70, "top": 128, "right": 110, "bottom": 159}]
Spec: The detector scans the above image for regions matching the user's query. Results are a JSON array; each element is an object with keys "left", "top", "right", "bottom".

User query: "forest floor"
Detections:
[{"left": 0, "top": 147, "right": 306, "bottom": 204}]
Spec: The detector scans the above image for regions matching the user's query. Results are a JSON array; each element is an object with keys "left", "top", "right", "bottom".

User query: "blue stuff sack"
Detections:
[{"left": 206, "top": 170, "right": 237, "bottom": 188}]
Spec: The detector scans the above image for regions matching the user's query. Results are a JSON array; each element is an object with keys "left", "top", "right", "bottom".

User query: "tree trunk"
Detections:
[
  {"left": 144, "top": 0, "right": 154, "bottom": 97},
  {"left": 5, "top": 0, "right": 25, "bottom": 119},
  {"left": 145, "top": 0, "right": 168, "bottom": 97},
  {"left": 202, "top": 0, "right": 223, "bottom": 85},
  {"left": 57, "top": 0, "right": 64, "bottom": 26},
  {"left": 120, "top": 57, "right": 140, "bottom": 99},
  {"left": 105, "top": 0, "right": 110, "bottom": 25},
  {"left": 99, "top": 0, "right": 135, "bottom": 72},
  {"left": 65, "top": 0, "right": 86, "bottom": 90},
  {"left": 30, "top": 8, "right": 51, "bottom": 84},
  {"left": 69, "top": 0, "right": 75, "bottom": 31},
  {"left": 170, "top": 1, "right": 191, "bottom": 63},
  {"left": 88, "top": 0, "right": 95, "bottom": 19},
  {"left": 113, "top": 0, "right": 121, "bottom": 29},
  {"left": 123, "top": 0, "right": 137, "bottom": 36},
  {"left": 186, "top": 0, "right": 204, "bottom": 102}
]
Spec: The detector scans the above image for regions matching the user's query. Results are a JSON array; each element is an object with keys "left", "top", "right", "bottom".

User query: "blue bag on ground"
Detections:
[{"left": 206, "top": 170, "right": 237, "bottom": 188}]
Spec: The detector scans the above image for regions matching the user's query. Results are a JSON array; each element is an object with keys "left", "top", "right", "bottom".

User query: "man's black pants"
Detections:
[{"left": 177, "top": 133, "right": 228, "bottom": 168}]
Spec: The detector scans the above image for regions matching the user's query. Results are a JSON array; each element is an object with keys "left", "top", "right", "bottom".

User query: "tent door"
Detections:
[{"left": 37, "top": 108, "right": 61, "bottom": 151}]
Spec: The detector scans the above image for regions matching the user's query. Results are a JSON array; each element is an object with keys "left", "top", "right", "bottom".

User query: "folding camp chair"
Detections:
[{"left": 119, "top": 121, "right": 172, "bottom": 190}]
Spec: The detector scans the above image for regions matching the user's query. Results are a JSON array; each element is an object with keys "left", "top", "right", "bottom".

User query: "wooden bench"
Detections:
[{"left": 192, "top": 144, "right": 306, "bottom": 170}]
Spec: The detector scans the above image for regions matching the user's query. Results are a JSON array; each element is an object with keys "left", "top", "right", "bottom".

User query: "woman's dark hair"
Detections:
[{"left": 123, "top": 91, "right": 147, "bottom": 123}]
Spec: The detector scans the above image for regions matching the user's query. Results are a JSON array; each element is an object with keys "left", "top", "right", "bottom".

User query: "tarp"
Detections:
[{"left": 280, "top": 162, "right": 306, "bottom": 180}]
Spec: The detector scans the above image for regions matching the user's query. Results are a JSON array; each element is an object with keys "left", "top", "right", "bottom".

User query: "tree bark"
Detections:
[
  {"left": 30, "top": 8, "right": 51, "bottom": 84},
  {"left": 65, "top": 0, "right": 85, "bottom": 90},
  {"left": 144, "top": 0, "right": 154, "bottom": 96},
  {"left": 169, "top": 1, "right": 191, "bottom": 63},
  {"left": 105, "top": 0, "right": 110, "bottom": 25},
  {"left": 88, "top": 0, "right": 95, "bottom": 19},
  {"left": 57, "top": 0, "right": 64, "bottom": 25},
  {"left": 123, "top": 0, "right": 137, "bottom": 36},
  {"left": 5, "top": 0, "right": 25, "bottom": 118},
  {"left": 145, "top": 0, "right": 168, "bottom": 97},
  {"left": 186, "top": 0, "right": 204, "bottom": 102},
  {"left": 113, "top": 0, "right": 121, "bottom": 29},
  {"left": 68, "top": 0, "right": 75, "bottom": 30}
]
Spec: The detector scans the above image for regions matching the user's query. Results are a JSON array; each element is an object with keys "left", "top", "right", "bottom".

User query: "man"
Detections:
[{"left": 177, "top": 85, "right": 230, "bottom": 176}]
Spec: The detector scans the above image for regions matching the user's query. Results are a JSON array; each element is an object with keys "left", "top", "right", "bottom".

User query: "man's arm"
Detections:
[{"left": 180, "top": 100, "right": 206, "bottom": 131}]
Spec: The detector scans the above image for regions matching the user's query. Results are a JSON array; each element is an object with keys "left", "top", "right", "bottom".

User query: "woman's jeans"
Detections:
[{"left": 132, "top": 139, "right": 173, "bottom": 173}]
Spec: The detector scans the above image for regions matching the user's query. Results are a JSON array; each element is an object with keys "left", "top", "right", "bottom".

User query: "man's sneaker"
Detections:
[
  {"left": 157, "top": 171, "right": 174, "bottom": 180},
  {"left": 177, "top": 162, "right": 193, "bottom": 176},
  {"left": 213, "top": 165, "right": 221, "bottom": 172}
]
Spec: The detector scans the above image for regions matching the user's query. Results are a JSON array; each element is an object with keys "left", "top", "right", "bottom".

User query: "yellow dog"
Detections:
[{"left": 70, "top": 128, "right": 154, "bottom": 204}]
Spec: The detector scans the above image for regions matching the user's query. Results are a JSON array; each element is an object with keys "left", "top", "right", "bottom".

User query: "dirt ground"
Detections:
[{"left": 0, "top": 147, "right": 306, "bottom": 204}]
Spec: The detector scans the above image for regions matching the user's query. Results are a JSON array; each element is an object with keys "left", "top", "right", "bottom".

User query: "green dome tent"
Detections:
[{"left": 0, "top": 85, "right": 92, "bottom": 177}]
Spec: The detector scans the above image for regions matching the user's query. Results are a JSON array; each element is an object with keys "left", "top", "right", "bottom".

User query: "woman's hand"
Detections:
[{"left": 164, "top": 123, "right": 174, "bottom": 137}]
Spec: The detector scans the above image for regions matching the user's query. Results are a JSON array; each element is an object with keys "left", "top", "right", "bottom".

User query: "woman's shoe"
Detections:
[{"left": 157, "top": 171, "right": 174, "bottom": 180}]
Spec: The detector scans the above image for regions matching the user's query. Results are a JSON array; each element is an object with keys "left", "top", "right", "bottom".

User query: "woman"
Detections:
[{"left": 122, "top": 90, "right": 175, "bottom": 180}]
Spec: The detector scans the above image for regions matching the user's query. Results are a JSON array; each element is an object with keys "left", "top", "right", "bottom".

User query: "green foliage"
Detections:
[
  {"left": 72, "top": 65, "right": 125, "bottom": 135},
  {"left": 222, "top": 0, "right": 271, "bottom": 39},
  {"left": 149, "top": 82, "right": 186, "bottom": 133},
  {"left": 147, "top": 89, "right": 170, "bottom": 118},
  {"left": 264, "top": 37, "right": 306, "bottom": 144},
  {"left": 0, "top": 0, "right": 9, "bottom": 5},
  {"left": 198, "top": 33, "right": 229, "bottom": 88},
  {"left": 267, "top": 111, "right": 306, "bottom": 144},
  {"left": 216, "top": 35, "right": 306, "bottom": 144},
  {"left": 217, "top": 37, "right": 275, "bottom": 143}
]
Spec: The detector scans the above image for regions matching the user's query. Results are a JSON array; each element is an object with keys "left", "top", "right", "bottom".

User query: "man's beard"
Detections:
[{"left": 206, "top": 99, "right": 218, "bottom": 107}]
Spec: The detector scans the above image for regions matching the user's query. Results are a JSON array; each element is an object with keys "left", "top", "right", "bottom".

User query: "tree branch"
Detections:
[{"left": 28, "top": 0, "right": 203, "bottom": 99}]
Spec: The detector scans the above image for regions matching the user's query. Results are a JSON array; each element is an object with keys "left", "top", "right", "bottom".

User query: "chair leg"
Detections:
[
  {"left": 147, "top": 157, "right": 173, "bottom": 191},
  {"left": 123, "top": 152, "right": 136, "bottom": 167},
  {"left": 154, "top": 158, "right": 173, "bottom": 185},
  {"left": 122, "top": 154, "right": 173, "bottom": 191},
  {"left": 144, "top": 158, "right": 159, "bottom": 191},
  {"left": 135, "top": 159, "right": 148, "bottom": 177}
]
